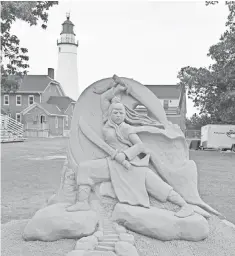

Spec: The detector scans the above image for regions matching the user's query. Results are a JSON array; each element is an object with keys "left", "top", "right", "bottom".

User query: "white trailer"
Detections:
[{"left": 201, "top": 124, "right": 235, "bottom": 150}]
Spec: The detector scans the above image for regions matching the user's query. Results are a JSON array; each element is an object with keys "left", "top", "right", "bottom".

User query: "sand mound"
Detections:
[
  {"left": 1, "top": 219, "right": 76, "bottom": 256},
  {"left": 100, "top": 196, "right": 235, "bottom": 256},
  {"left": 131, "top": 216, "right": 235, "bottom": 256},
  {"left": 2, "top": 196, "right": 235, "bottom": 256}
]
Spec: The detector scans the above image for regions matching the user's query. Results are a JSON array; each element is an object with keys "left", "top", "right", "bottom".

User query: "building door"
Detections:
[
  {"left": 39, "top": 115, "right": 48, "bottom": 137},
  {"left": 40, "top": 115, "right": 46, "bottom": 123},
  {"left": 40, "top": 115, "right": 46, "bottom": 129}
]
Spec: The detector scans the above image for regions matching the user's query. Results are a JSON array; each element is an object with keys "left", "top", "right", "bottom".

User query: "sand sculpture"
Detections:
[{"left": 23, "top": 75, "right": 223, "bottom": 255}]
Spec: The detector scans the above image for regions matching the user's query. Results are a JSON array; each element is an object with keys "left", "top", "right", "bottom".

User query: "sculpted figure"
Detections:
[
  {"left": 66, "top": 78, "right": 195, "bottom": 218},
  {"left": 65, "top": 75, "right": 220, "bottom": 219}
]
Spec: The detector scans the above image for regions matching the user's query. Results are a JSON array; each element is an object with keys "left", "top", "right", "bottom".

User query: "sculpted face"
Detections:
[{"left": 110, "top": 103, "right": 126, "bottom": 125}]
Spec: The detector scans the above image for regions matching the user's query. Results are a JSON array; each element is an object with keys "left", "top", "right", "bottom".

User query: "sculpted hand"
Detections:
[
  {"left": 122, "top": 160, "right": 131, "bottom": 170},
  {"left": 115, "top": 152, "right": 126, "bottom": 163},
  {"left": 115, "top": 153, "right": 131, "bottom": 170},
  {"left": 115, "top": 84, "right": 127, "bottom": 94}
]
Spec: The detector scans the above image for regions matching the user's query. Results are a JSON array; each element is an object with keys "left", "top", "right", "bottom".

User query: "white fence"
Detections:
[{"left": 1, "top": 114, "right": 25, "bottom": 142}]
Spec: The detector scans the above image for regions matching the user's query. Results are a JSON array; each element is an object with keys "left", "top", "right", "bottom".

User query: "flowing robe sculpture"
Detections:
[{"left": 63, "top": 75, "right": 219, "bottom": 218}]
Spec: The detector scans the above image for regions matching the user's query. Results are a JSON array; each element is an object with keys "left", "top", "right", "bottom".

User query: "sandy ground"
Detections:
[
  {"left": 1, "top": 138, "right": 235, "bottom": 256},
  {"left": 1, "top": 138, "right": 235, "bottom": 224},
  {"left": 190, "top": 149, "right": 235, "bottom": 223}
]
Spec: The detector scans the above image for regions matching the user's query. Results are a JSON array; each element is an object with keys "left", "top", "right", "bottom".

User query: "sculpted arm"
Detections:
[
  {"left": 100, "top": 88, "right": 115, "bottom": 115},
  {"left": 100, "top": 85, "right": 127, "bottom": 118},
  {"left": 128, "top": 133, "right": 142, "bottom": 145},
  {"left": 122, "top": 132, "right": 149, "bottom": 161}
]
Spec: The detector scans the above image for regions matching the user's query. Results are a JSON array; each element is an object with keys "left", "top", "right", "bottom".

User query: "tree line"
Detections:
[
  {"left": 179, "top": 2, "right": 235, "bottom": 128},
  {"left": 1, "top": 1, "right": 58, "bottom": 92}
]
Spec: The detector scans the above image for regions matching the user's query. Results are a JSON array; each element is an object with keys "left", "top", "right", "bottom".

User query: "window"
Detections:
[
  {"left": 4, "top": 95, "right": 9, "bottom": 105},
  {"left": 16, "top": 95, "right": 22, "bottom": 106},
  {"left": 163, "top": 100, "right": 169, "bottom": 109},
  {"left": 28, "top": 95, "right": 34, "bottom": 105},
  {"left": 16, "top": 113, "right": 21, "bottom": 123},
  {"left": 55, "top": 116, "right": 58, "bottom": 128},
  {"left": 33, "top": 115, "right": 39, "bottom": 124},
  {"left": 134, "top": 104, "right": 148, "bottom": 116},
  {"left": 65, "top": 115, "right": 69, "bottom": 126}
]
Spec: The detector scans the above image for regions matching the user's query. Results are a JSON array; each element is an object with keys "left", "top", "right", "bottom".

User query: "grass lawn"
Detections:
[{"left": 1, "top": 138, "right": 235, "bottom": 224}]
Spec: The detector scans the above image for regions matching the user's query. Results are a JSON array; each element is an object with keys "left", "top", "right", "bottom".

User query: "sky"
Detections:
[{"left": 10, "top": 0, "right": 228, "bottom": 117}]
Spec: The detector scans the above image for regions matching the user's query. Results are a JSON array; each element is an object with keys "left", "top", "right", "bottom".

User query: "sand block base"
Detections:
[
  {"left": 112, "top": 203, "right": 209, "bottom": 241},
  {"left": 2, "top": 216, "right": 235, "bottom": 256},
  {"left": 23, "top": 203, "right": 99, "bottom": 242}
]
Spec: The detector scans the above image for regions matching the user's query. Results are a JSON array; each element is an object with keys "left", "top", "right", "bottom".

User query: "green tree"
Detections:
[
  {"left": 186, "top": 113, "right": 219, "bottom": 130},
  {"left": 1, "top": 1, "right": 58, "bottom": 92},
  {"left": 178, "top": 2, "right": 235, "bottom": 124}
]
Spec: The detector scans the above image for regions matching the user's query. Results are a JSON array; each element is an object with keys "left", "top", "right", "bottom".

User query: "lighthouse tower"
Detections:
[{"left": 56, "top": 13, "right": 79, "bottom": 101}]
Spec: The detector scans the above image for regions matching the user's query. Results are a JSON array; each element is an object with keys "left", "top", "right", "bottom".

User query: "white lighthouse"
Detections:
[{"left": 56, "top": 13, "right": 79, "bottom": 101}]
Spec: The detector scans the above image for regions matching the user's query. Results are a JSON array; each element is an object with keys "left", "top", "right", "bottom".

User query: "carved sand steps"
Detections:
[
  {"left": 66, "top": 193, "right": 139, "bottom": 255},
  {"left": 99, "top": 235, "right": 119, "bottom": 241},
  {"left": 95, "top": 245, "right": 115, "bottom": 252},
  {"left": 91, "top": 194, "right": 139, "bottom": 255},
  {"left": 98, "top": 241, "right": 116, "bottom": 247},
  {"left": 95, "top": 220, "right": 118, "bottom": 252}
]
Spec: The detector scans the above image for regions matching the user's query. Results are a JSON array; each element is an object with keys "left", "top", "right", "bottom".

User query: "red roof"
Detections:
[
  {"left": 17, "top": 75, "right": 58, "bottom": 92},
  {"left": 21, "top": 103, "right": 65, "bottom": 116},
  {"left": 39, "top": 103, "right": 63, "bottom": 115},
  {"left": 47, "top": 96, "right": 75, "bottom": 112},
  {"left": 145, "top": 85, "right": 181, "bottom": 99}
]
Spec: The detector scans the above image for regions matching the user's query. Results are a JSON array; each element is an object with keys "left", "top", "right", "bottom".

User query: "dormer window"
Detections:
[
  {"left": 28, "top": 95, "right": 34, "bottom": 105},
  {"left": 72, "top": 104, "right": 75, "bottom": 112},
  {"left": 4, "top": 95, "right": 9, "bottom": 105}
]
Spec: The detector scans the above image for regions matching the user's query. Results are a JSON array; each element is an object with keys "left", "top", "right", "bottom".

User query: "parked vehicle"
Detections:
[{"left": 201, "top": 124, "right": 235, "bottom": 150}]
